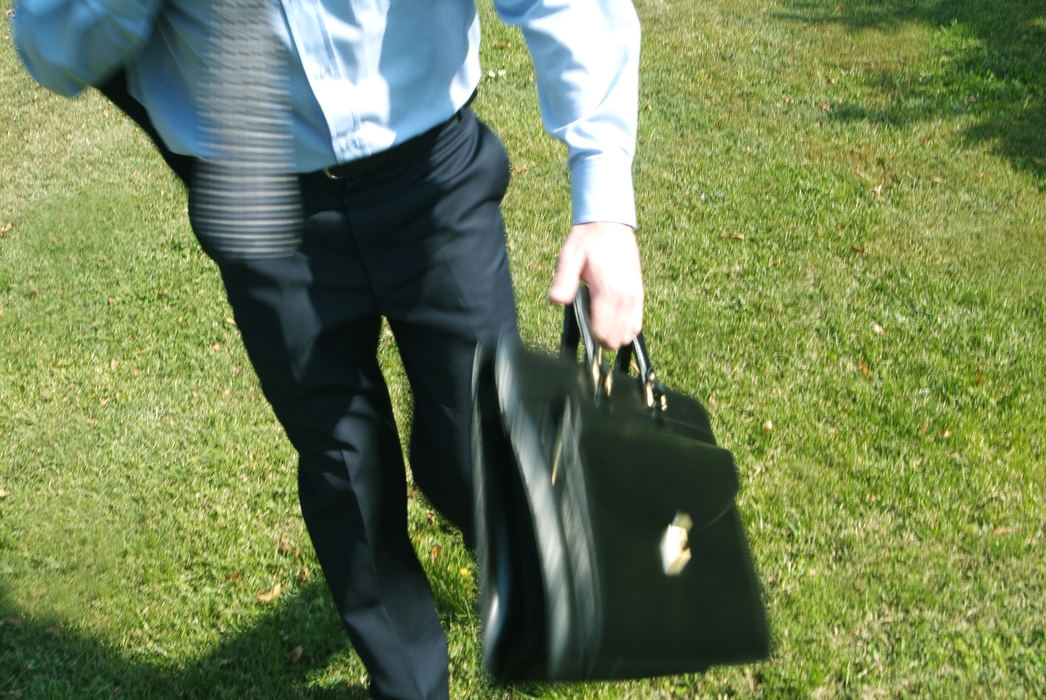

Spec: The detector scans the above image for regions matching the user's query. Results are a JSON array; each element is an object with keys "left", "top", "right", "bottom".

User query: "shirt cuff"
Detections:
[{"left": 570, "top": 152, "right": 636, "bottom": 229}]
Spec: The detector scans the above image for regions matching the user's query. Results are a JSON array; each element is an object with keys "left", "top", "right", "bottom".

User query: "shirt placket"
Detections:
[{"left": 278, "top": 0, "right": 365, "bottom": 162}]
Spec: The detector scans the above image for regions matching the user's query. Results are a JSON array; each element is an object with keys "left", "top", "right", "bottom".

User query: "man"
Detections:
[{"left": 14, "top": 0, "right": 643, "bottom": 697}]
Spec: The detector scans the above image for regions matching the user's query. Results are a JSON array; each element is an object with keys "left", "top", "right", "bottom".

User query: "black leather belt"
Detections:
[{"left": 321, "top": 103, "right": 470, "bottom": 180}]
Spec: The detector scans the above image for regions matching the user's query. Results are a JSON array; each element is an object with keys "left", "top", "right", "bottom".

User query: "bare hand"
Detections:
[{"left": 548, "top": 221, "right": 644, "bottom": 349}]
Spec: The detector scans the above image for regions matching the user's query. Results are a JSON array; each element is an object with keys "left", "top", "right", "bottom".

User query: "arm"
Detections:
[
  {"left": 494, "top": 0, "right": 643, "bottom": 348},
  {"left": 13, "top": 0, "right": 164, "bottom": 97}
]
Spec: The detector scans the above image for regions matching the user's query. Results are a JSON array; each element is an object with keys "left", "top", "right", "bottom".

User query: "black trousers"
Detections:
[
  {"left": 206, "top": 111, "right": 517, "bottom": 699},
  {"left": 100, "top": 74, "right": 518, "bottom": 699}
]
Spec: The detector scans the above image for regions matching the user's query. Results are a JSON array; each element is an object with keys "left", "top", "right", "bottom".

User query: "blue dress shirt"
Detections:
[{"left": 14, "top": 0, "right": 640, "bottom": 227}]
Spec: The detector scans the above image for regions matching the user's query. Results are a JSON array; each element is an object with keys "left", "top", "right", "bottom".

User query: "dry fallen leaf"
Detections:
[
  {"left": 110, "top": 359, "right": 119, "bottom": 370},
  {"left": 279, "top": 536, "right": 292, "bottom": 554},
  {"left": 256, "top": 582, "right": 281, "bottom": 603},
  {"left": 225, "top": 571, "right": 242, "bottom": 583},
  {"left": 426, "top": 511, "right": 436, "bottom": 526},
  {"left": 431, "top": 544, "right": 442, "bottom": 562},
  {"left": 707, "top": 395, "right": 716, "bottom": 407},
  {"left": 872, "top": 323, "right": 885, "bottom": 336},
  {"left": 212, "top": 343, "right": 221, "bottom": 351},
  {"left": 290, "top": 645, "right": 304, "bottom": 663},
  {"left": 860, "top": 362, "right": 870, "bottom": 376},
  {"left": 297, "top": 566, "right": 310, "bottom": 584},
  {"left": 993, "top": 526, "right": 1014, "bottom": 536},
  {"left": 0, "top": 222, "right": 13, "bottom": 235},
  {"left": 762, "top": 420, "right": 773, "bottom": 434},
  {"left": 513, "top": 164, "right": 529, "bottom": 174},
  {"left": 939, "top": 429, "right": 951, "bottom": 438},
  {"left": 407, "top": 488, "right": 420, "bottom": 500},
  {"left": 975, "top": 374, "right": 984, "bottom": 386},
  {"left": 866, "top": 493, "right": 881, "bottom": 503},
  {"left": 873, "top": 183, "right": 883, "bottom": 198},
  {"left": 721, "top": 233, "right": 745, "bottom": 241},
  {"left": 0, "top": 489, "right": 8, "bottom": 500},
  {"left": 851, "top": 246, "right": 867, "bottom": 255},
  {"left": 224, "top": 317, "right": 237, "bottom": 326}
]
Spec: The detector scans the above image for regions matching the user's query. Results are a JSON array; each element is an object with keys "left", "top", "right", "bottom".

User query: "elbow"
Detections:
[{"left": 13, "top": 3, "right": 147, "bottom": 97}]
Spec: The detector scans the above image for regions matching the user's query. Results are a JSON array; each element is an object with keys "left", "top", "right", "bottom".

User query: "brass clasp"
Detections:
[{"left": 644, "top": 370, "right": 667, "bottom": 411}]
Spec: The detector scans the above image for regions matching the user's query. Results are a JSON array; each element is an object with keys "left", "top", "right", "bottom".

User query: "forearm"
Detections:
[
  {"left": 14, "top": 0, "right": 163, "bottom": 96},
  {"left": 494, "top": 0, "right": 640, "bottom": 227}
]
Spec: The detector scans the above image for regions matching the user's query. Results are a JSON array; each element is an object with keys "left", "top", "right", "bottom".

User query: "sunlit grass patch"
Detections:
[{"left": 1, "top": 0, "right": 1044, "bottom": 697}]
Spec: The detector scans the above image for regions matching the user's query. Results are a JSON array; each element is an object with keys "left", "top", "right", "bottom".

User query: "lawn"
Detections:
[{"left": 1, "top": 0, "right": 1044, "bottom": 697}]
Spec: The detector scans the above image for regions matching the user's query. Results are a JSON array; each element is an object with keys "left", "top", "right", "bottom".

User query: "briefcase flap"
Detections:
[
  {"left": 578, "top": 417, "right": 739, "bottom": 539},
  {"left": 494, "top": 338, "right": 738, "bottom": 534}
]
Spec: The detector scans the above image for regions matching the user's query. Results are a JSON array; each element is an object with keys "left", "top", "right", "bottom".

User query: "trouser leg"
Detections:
[
  {"left": 207, "top": 245, "right": 448, "bottom": 700},
  {"left": 346, "top": 110, "right": 518, "bottom": 547}
]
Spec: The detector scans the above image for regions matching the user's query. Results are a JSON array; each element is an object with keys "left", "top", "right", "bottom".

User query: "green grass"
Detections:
[{"left": 2, "top": 0, "right": 1044, "bottom": 697}]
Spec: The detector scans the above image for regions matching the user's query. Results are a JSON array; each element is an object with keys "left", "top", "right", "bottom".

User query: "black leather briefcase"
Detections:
[{"left": 471, "top": 288, "right": 769, "bottom": 681}]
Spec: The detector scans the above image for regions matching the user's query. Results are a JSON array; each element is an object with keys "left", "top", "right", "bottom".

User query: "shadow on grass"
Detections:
[
  {"left": 0, "top": 579, "right": 368, "bottom": 699},
  {"left": 777, "top": 0, "right": 1046, "bottom": 179}
]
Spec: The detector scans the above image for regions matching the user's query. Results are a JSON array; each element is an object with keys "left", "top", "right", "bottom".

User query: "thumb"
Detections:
[{"left": 549, "top": 238, "right": 585, "bottom": 305}]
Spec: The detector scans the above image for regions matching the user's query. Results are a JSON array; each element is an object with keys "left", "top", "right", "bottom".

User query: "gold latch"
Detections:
[{"left": 660, "top": 512, "right": 693, "bottom": 576}]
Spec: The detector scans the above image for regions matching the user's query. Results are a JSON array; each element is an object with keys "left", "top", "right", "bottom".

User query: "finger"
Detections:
[
  {"left": 587, "top": 287, "right": 625, "bottom": 348},
  {"left": 549, "top": 236, "right": 585, "bottom": 305},
  {"left": 591, "top": 301, "right": 635, "bottom": 349},
  {"left": 589, "top": 282, "right": 643, "bottom": 349}
]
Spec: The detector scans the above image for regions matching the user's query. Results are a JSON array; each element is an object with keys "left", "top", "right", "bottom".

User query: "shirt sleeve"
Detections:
[
  {"left": 13, "top": 0, "right": 164, "bottom": 97},
  {"left": 492, "top": 0, "right": 640, "bottom": 228}
]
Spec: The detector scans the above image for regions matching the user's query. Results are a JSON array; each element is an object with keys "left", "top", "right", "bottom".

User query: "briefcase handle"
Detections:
[{"left": 559, "top": 287, "right": 667, "bottom": 410}]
